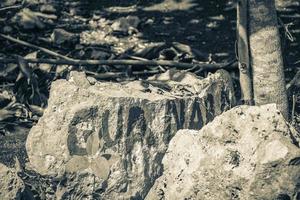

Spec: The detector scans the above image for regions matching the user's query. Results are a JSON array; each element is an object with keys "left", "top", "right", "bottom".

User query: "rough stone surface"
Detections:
[
  {"left": 146, "top": 104, "right": 300, "bottom": 200},
  {"left": 0, "top": 163, "right": 25, "bottom": 200},
  {"left": 26, "top": 69, "right": 235, "bottom": 199}
]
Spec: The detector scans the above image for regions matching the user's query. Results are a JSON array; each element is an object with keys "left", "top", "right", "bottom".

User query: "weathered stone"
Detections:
[
  {"left": 65, "top": 155, "right": 89, "bottom": 173},
  {"left": 26, "top": 69, "right": 235, "bottom": 199},
  {"left": 51, "top": 28, "right": 79, "bottom": 45},
  {"left": 12, "top": 8, "right": 45, "bottom": 30},
  {"left": 0, "top": 163, "right": 25, "bottom": 200},
  {"left": 146, "top": 104, "right": 300, "bottom": 200},
  {"left": 40, "top": 4, "right": 57, "bottom": 14},
  {"left": 111, "top": 16, "right": 140, "bottom": 34},
  {"left": 54, "top": 171, "right": 105, "bottom": 200}
]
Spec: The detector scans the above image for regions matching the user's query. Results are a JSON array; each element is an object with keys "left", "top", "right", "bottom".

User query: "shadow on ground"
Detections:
[{"left": 81, "top": 0, "right": 237, "bottom": 62}]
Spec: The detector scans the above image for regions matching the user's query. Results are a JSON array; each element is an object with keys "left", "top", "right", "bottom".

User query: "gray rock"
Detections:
[
  {"left": 146, "top": 104, "right": 300, "bottom": 200},
  {"left": 51, "top": 28, "right": 79, "bottom": 45},
  {"left": 40, "top": 4, "right": 57, "bottom": 14},
  {"left": 26, "top": 69, "right": 235, "bottom": 199},
  {"left": 0, "top": 163, "right": 25, "bottom": 200},
  {"left": 111, "top": 16, "right": 140, "bottom": 34},
  {"left": 12, "top": 8, "right": 45, "bottom": 30}
]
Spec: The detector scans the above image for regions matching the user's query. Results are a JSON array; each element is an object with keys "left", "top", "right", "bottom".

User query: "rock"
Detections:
[
  {"left": 12, "top": 8, "right": 45, "bottom": 29},
  {"left": 68, "top": 71, "right": 91, "bottom": 89},
  {"left": 40, "top": 4, "right": 56, "bottom": 14},
  {"left": 0, "top": 163, "right": 25, "bottom": 200},
  {"left": 26, "top": 69, "right": 235, "bottom": 199},
  {"left": 146, "top": 104, "right": 300, "bottom": 200},
  {"left": 54, "top": 171, "right": 105, "bottom": 200},
  {"left": 111, "top": 16, "right": 140, "bottom": 34},
  {"left": 51, "top": 28, "right": 79, "bottom": 46}
]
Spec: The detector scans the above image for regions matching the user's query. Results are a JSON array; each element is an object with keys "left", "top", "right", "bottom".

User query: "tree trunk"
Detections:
[
  {"left": 249, "top": 0, "right": 289, "bottom": 119},
  {"left": 237, "top": 0, "right": 253, "bottom": 105}
]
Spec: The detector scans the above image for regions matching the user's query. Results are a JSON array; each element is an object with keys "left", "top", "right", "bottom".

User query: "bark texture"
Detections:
[
  {"left": 249, "top": 0, "right": 288, "bottom": 118},
  {"left": 237, "top": 0, "right": 253, "bottom": 104}
]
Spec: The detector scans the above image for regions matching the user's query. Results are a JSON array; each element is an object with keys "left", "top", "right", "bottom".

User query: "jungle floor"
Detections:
[{"left": 0, "top": 0, "right": 300, "bottom": 168}]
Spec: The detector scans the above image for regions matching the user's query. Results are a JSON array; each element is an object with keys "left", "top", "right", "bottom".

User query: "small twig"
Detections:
[
  {"left": 294, "top": 60, "right": 300, "bottom": 65},
  {"left": 157, "top": 65, "right": 166, "bottom": 72},
  {"left": 0, "top": 4, "right": 22, "bottom": 12},
  {"left": 278, "top": 17, "right": 295, "bottom": 42},
  {"left": 292, "top": 94, "right": 296, "bottom": 119},
  {"left": 0, "top": 83, "right": 15, "bottom": 87},
  {"left": 126, "top": 55, "right": 148, "bottom": 61},
  {"left": 85, "top": 70, "right": 160, "bottom": 79},
  {"left": 286, "top": 70, "right": 300, "bottom": 91},
  {"left": 0, "top": 34, "right": 75, "bottom": 62}
]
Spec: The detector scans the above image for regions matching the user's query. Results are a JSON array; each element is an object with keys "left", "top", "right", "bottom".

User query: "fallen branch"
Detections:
[
  {"left": 0, "top": 4, "right": 22, "bottom": 12},
  {"left": 0, "top": 34, "right": 75, "bottom": 62},
  {"left": 0, "top": 57, "right": 237, "bottom": 70},
  {"left": 0, "top": 33, "right": 237, "bottom": 70},
  {"left": 85, "top": 70, "right": 160, "bottom": 79}
]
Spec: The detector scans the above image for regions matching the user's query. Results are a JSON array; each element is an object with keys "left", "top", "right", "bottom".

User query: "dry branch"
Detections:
[
  {"left": 0, "top": 58, "right": 237, "bottom": 70},
  {"left": 0, "top": 34, "right": 75, "bottom": 62},
  {"left": 286, "top": 70, "right": 300, "bottom": 91},
  {"left": 0, "top": 4, "right": 22, "bottom": 12},
  {"left": 0, "top": 33, "right": 237, "bottom": 70},
  {"left": 85, "top": 70, "right": 160, "bottom": 79}
]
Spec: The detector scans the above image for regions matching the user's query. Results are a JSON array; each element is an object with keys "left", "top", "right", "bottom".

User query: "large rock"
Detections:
[
  {"left": 26, "top": 69, "right": 235, "bottom": 199},
  {"left": 146, "top": 104, "right": 300, "bottom": 200},
  {"left": 0, "top": 163, "right": 25, "bottom": 200}
]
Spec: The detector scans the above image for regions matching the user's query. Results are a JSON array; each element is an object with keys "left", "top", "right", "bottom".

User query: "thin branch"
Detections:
[
  {"left": 85, "top": 70, "right": 160, "bottom": 79},
  {"left": 0, "top": 57, "right": 237, "bottom": 70},
  {"left": 0, "top": 33, "right": 237, "bottom": 70},
  {"left": 0, "top": 4, "right": 22, "bottom": 12},
  {"left": 286, "top": 70, "right": 300, "bottom": 91},
  {"left": 0, "top": 34, "right": 75, "bottom": 62},
  {"left": 29, "top": 10, "right": 57, "bottom": 20}
]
